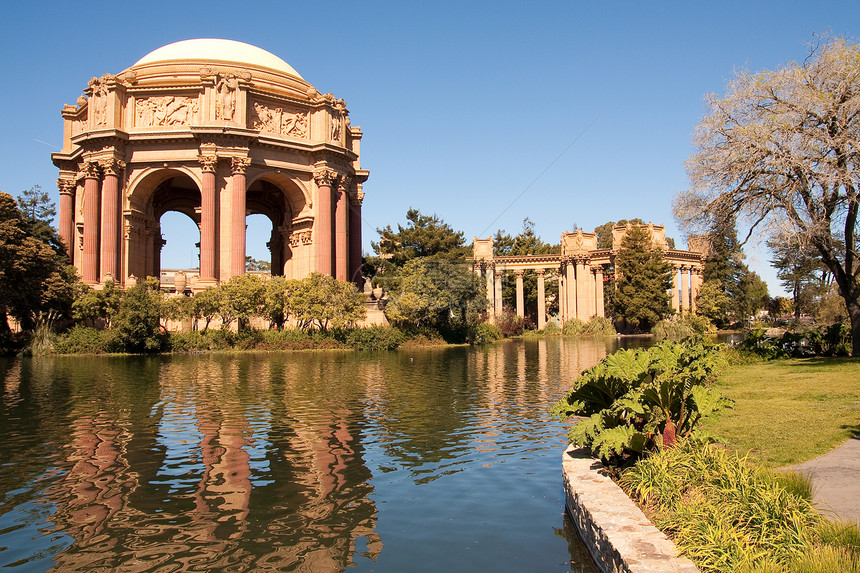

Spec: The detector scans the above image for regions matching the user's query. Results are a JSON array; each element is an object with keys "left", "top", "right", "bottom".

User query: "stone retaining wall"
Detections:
[{"left": 562, "top": 445, "right": 700, "bottom": 573}]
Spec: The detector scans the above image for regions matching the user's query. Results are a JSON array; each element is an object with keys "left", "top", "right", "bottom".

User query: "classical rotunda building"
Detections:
[{"left": 52, "top": 39, "right": 368, "bottom": 290}]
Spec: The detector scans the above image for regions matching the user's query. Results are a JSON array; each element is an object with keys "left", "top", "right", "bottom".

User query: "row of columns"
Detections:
[
  {"left": 671, "top": 265, "right": 702, "bottom": 314},
  {"left": 481, "top": 262, "right": 606, "bottom": 329},
  {"left": 314, "top": 168, "right": 363, "bottom": 284}
]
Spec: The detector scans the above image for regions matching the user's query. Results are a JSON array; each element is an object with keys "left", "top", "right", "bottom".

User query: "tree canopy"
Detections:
[
  {"left": 610, "top": 225, "right": 673, "bottom": 332},
  {"left": 675, "top": 38, "right": 860, "bottom": 354},
  {"left": 372, "top": 208, "right": 468, "bottom": 268}
]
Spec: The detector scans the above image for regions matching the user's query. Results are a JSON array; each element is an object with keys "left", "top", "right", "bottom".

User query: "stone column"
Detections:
[
  {"left": 485, "top": 264, "right": 495, "bottom": 321},
  {"left": 594, "top": 266, "right": 605, "bottom": 318},
  {"left": 81, "top": 161, "right": 101, "bottom": 284},
  {"left": 515, "top": 270, "right": 525, "bottom": 318},
  {"left": 230, "top": 157, "right": 250, "bottom": 277},
  {"left": 671, "top": 265, "right": 680, "bottom": 313},
  {"left": 348, "top": 191, "right": 364, "bottom": 286},
  {"left": 335, "top": 177, "right": 349, "bottom": 281},
  {"left": 680, "top": 266, "right": 690, "bottom": 313},
  {"left": 536, "top": 269, "right": 546, "bottom": 330},
  {"left": 558, "top": 273, "right": 565, "bottom": 322},
  {"left": 576, "top": 260, "right": 590, "bottom": 321},
  {"left": 57, "top": 178, "right": 75, "bottom": 260},
  {"left": 314, "top": 168, "right": 336, "bottom": 276},
  {"left": 565, "top": 260, "right": 576, "bottom": 323},
  {"left": 691, "top": 267, "right": 702, "bottom": 313},
  {"left": 99, "top": 159, "right": 123, "bottom": 282},
  {"left": 494, "top": 272, "right": 503, "bottom": 317},
  {"left": 199, "top": 155, "right": 218, "bottom": 283}
]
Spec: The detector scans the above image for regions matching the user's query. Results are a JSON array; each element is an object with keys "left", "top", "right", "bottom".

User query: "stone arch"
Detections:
[
  {"left": 125, "top": 167, "right": 202, "bottom": 280},
  {"left": 245, "top": 173, "right": 310, "bottom": 277}
]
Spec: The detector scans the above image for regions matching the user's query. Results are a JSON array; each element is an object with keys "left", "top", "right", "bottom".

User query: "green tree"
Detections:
[
  {"left": 73, "top": 279, "right": 123, "bottom": 327},
  {"left": 190, "top": 286, "right": 222, "bottom": 331},
  {"left": 371, "top": 208, "right": 468, "bottom": 269},
  {"left": 112, "top": 277, "right": 164, "bottom": 353},
  {"left": 288, "top": 273, "right": 366, "bottom": 330},
  {"left": 676, "top": 38, "right": 860, "bottom": 355},
  {"left": 385, "top": 259, "right": 486, "bottom": 336},
  {"left": 736, "top": 271, "right": 770, "bottom": 321},
  {"left": 263, "top": 275, "right": 291, "bottom": 329},
  {"left": 610, "top": 225, "right": 673, "bottom": 332},
  {"left": 245, "top": 255, "right": 271, "bottom": 272},
  {"left": 0, "top": 192, "right": 62, "bottom": 334},
  {"left": 695, "top": 280, "right": 730, "bottom": 325},
  {"left": 219, "top": 274, "right": 266, "bottom": 331},
  {"left": 768, "top": 232, "right": 829, "bottom": 318}
]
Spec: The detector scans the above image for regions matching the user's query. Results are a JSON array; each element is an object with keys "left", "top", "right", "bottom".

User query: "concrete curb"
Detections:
[{"left": 562, "top": 445, "right": 699, "bottom": 573}]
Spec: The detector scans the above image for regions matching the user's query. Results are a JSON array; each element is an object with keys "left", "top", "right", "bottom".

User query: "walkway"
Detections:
[{"left": 789, "top": 435, "right": 860, "bottom": 525}]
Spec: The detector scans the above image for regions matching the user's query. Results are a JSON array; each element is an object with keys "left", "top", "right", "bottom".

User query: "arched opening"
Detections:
[
  {"left": 151, "top": 175, "right": 201, "bottom": 279},
  {"left": 159, "top": 211, "right": 200, "bottom": 270},
  {"left": 246, "top": 178, "right": 296, "bottom": 276}
]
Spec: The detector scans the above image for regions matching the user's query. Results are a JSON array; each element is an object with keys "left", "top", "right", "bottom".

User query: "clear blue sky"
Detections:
[{"left": 2, "top": 1, "right": 857, "bottom": 296}]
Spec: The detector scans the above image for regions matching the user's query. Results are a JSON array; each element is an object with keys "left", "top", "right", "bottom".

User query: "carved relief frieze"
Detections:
[
  {"left": 250, "top": 100, "right": 308, "bottom": 138},
  {"left": 88, "top": 74, "right": 113, "bottom": 127},
  {"left": 288, "top": 230, "right": 313, "bottom": 247},
  {"left": 134, "top": 95, "right": 199, "bottom": 127}
]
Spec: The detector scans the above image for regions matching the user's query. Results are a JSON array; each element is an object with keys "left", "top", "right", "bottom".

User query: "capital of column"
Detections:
[
  {"left": 337, "top": 174, "right": 352, "bottom": 192},
  {"left": 100, "top": 159, "right": 125, "bottom": 177},
  {"left": 314, "top": 168, "right": 339, "bottom": 187},
  {"left": 199, "top": 155, "right": 218, "bottom": 173},
  {"left": 57, "top": 178, "right": 76, "bottom": 195},
  {"left": 81, "top": 160, "right": 102, "bottom": 180},
  {"left": 535, "top": 269, "right": 545, "bottom": 277},
  {"left": 231, "top": 156, "right": 251, "bottom": 175},
  {"left": 514, "top": 269, "right": 525, "bottom": 278}
]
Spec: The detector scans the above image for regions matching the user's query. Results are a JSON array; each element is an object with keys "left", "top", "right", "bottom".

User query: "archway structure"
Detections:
[
  {"left": 52, "top": 38, "right": 368, "bottom": 289},
  {"left": 472, "top": 224, "right": 705, "bottom": 329}
]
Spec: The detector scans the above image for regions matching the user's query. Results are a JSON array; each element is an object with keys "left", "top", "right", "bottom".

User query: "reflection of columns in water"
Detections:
[
  {"left": 536, "top": 270, "right": 546, "bottom": 330},
  {"left": 515, "top": 270, "right": 525, "bottom": 318},
  {"left": 537, "top": 338, "right": 548, "bottom": 386},
  {"left": 517, "top": 342, "right": 526, "bottom": 394}
]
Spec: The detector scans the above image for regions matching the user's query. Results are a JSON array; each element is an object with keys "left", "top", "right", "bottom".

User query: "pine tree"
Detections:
[{"left": 610, "top": 225, "right": 672, "bottom": 332}]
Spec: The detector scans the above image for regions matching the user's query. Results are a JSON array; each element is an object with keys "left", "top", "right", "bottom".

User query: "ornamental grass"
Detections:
[{"left": 620, "top": 438, "right": 860, "bottom": 572}]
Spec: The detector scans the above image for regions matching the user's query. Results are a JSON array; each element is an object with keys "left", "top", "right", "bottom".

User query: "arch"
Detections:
[{"left": 124, "top": 167, "right": 202, "bottom": 281}]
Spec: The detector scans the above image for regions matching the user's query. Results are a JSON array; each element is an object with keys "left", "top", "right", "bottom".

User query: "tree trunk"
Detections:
[{"left": 848, "top": 298, "right": 860, "bottom": 357}]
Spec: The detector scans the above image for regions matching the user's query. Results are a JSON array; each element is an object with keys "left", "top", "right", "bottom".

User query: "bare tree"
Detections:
[{"left": 675, "top": 38, "right": 860, "bottom": 355}]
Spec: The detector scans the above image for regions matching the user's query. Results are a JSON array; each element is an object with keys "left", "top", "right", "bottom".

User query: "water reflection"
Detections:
[{"left": 0, "top": 337, "right": 648, "bottom": 572}]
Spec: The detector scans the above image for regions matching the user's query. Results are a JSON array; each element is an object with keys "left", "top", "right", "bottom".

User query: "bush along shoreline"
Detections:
[{"left": 553, "top": 339, "right": 860, "bottom": 572}]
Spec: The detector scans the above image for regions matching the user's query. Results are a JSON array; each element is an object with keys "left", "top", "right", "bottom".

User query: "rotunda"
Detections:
[{"left": 52, "top": 39, "right": 368, "bottom": 289}]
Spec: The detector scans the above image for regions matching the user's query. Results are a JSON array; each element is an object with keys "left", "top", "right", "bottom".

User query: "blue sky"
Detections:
[{"left": 2, "top": 1, "right": 857, "bottom": 295}]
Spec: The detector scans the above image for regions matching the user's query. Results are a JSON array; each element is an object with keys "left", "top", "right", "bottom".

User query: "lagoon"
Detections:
[{"left": 0, "top": 338, "right": 654, "bottom": 572}]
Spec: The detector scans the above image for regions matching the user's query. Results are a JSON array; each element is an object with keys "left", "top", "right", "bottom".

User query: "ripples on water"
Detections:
[{"left": 0, "top": 337, "right": 652, "bottom": 572}]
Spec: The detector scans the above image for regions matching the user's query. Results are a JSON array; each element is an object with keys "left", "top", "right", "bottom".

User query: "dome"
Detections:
[{"left": 132, "top": 39, "right": 303, "bottom": 79}]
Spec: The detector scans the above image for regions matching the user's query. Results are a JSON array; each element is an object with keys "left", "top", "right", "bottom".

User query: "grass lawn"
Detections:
[{"left": 703, "top": 356, "right": 860, "bottom": 467}]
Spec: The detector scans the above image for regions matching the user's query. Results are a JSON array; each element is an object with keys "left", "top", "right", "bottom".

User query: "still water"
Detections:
[{"left": 0, "top": 337, "right": 651, "bottom": 572}]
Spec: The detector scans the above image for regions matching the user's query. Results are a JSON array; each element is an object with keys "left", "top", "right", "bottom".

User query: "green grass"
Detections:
[{"left": 703, "top": 356, "right": 860, "bottom": 467}]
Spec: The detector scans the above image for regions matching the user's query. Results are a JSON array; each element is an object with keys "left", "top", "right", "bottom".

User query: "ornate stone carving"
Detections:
[
  {"left": 330, "top": 113, "right": 341, "bottom": 141},
  {"left": 57, "top": 178, "right": 76, "bottom": 195},
  {"left": 101, "top": 159, "right": 125, "bottom": 177},
  {"left": 231, "top": 157, "right": 251, "bottom": 174},
  {"left": 250, "top": 101, "right": 308, "bottom": 137},
  {"left": 135, "top": 95, "right": 198, "bottom": 127},
  {"left": 289, "top": 230, "right": 313, "bottom": 247},
  {"left": 198, "top": 155, "right": 218, "bottom": 173},
  {"left": 81, "top": 161, "right": 101, "bottom": 180},
  {"left": 215, "top": 74, "right": 238, "bottom": 121},
  {"left": 313, "top": 168, "right": 338, "bottom": 187},
  {"left": 89, "top": 74, "right": 112, "bottom": 126}
]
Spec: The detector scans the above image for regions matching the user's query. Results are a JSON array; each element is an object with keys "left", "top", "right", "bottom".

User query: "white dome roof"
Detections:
[{"left": 133, "top": 39, "right": 303, "bottom": 79}]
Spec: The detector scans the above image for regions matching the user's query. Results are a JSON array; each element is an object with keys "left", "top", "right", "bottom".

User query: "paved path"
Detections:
[{"left": 789, "top": 435, "right": 860, "bottom": 525}]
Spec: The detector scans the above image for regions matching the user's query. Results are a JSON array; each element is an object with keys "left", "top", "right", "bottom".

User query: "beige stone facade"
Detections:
[
  {"left": 473, "top": 224, "right": 705, "bottom": 328},
  {"left": 52, "top": 39, "right": 368, "bottom": 290}
]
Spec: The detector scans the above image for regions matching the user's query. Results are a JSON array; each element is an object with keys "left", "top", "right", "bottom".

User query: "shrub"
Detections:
[
  {"left": 741, "top": 323, "right": 852, "bottom": 359},
  {"left": 469, "top": 322, "right": 502, "bottom": 344},
  {"left": 346, "top": 326, "right": 406, "bottom": 351},
  {"left": 583, "top": 316, "right": 617, "bottom": 336},
  {"left": 551, "top": 339, "right": 731, "bottom": 467},
  {"left": 561, "top": 318, "right": 586, "bottom": 335},
  {"left": 542, "top": 321, "right": 561, "bottom": 335},
  {"left": 652, "top": 314, "right": 716, "bottom": 341},
  {"left": 54, "top": 325, "right": 118, "bottom": 354},
  {"left": 495, "top": 309, "right": 525, "bottom": 337},
  {"left": 112, "top": 280, "right": 166, "bottom": 353}
]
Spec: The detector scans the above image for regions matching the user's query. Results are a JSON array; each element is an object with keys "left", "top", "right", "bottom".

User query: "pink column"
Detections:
[
  {"left": 515, "top": 270, "right": 525, "bottom": 317},
  {"left": 99, "top": 159, "right": 123, "bottom": 281},
  {"left": 335, "top": 178, "right": 349, "bottom": 281},
  {"left": 671, "top": 265, "right": 680, "bottom": 313},
  {"left": 230, "top": 157, "right": 250, "bottom": 277},
  {"left": 199, "top": 156, "right": 217, "bottom": 281},
  {"left": 81, "top": 161, "right": 101, "bottom": 284},
  {"left": 536, "top": 270, "right": 546, "bottom": 329},
  {"left": 314, "top": 169, "right": 336, "bottom": 276},
  {"left": 57, "top": 178, "right": 75, "bottom": 260},
  {"left": 348, "top": 192, "right": 363, "bottom": 286},
  {"left": 565, "top": 260, "right": 576, "bottom": 323},
  {"left": 594, "top": 266, "right": 605, "bottom": 318},
  {"left": 680, "top": 266, "right": 690, "bottom": 313}
]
